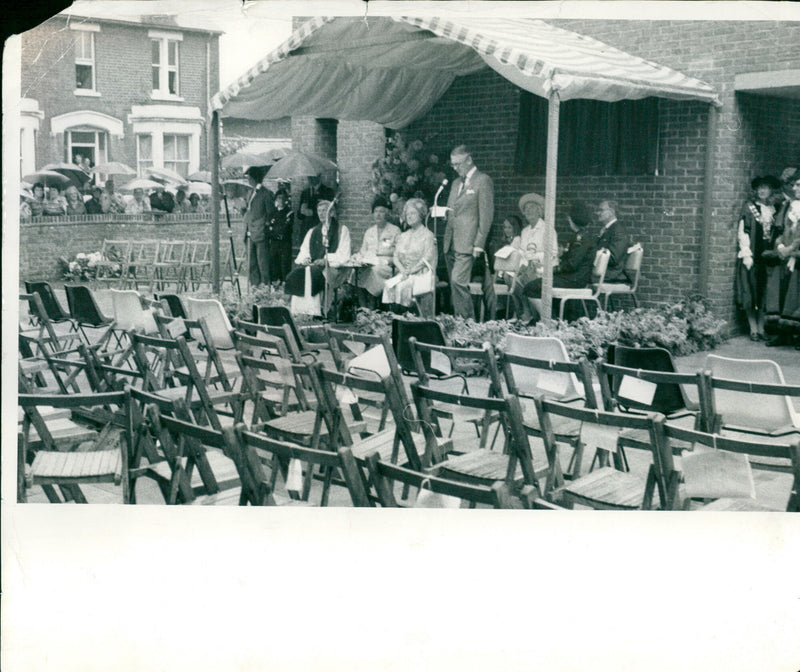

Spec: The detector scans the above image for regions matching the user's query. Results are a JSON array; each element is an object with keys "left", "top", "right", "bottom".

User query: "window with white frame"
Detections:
[
  {"left": 163, "top": 134, "right": 190, "bottom": 177},
  {"left": 66, "top": 129, "right": 107, "bottom": 166},
  {"left": 73, "top": 28, "right": 97, "bottom": 92},
  {"left": 137, "top": 134, "right": 154, "bottom": 175},
  {"left": 151, "top": 33, "right": 181, "bottom": 97}
]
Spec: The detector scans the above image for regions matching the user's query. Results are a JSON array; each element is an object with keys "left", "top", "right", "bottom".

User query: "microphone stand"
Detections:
[
  {"left": 321, "top": 194, "right": 339, "bottom": 321},
  {"left": 221, "top": 185, "right": 241, "bottom": 298},
  {"left": 429, "top": 179, "right": 448, "bottom": 315}
]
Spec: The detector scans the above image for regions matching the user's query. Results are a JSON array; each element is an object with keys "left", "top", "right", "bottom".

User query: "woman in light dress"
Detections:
[
  {"left": 382, "top": 198, "right": 437, "bottom": 317},
  {"left": 356, "top": 196, "right": 401, "bottom": 309}
]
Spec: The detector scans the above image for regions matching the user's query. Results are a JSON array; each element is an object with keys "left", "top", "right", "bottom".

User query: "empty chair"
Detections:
[
  {"left": 124, "top": 239, "right": 160, "bottom": 291},
  {"left": 153, "top": 241, "right": 187, "bottom": 292},
  {"left": 65, "top": 284, "right": 123, "bottom": 350},
  {"left": 94, "top": 239, "right": 131, "bottom": 287},
  {"left": 535, "top": 397, "right": 675, "bottom": 510},
  {"left": 662, "top": 422, "right": 800, "bottom": 512},
  {"left": 597, "top": 243, "right": 643, "bottom": 310},
  {"left": 185, "top": 296, "right": 235, "bottom": 349},
  {"left": 703, "top": 355, "right": 799, "bottom": 437},
  {"left": 156, "top": 293, "right": 188, "bottom": 319},
  {"left": 391, "top": 317, "right": 464, "bottom": 384},
  {"left": 253, "top": 304, "right": 329, "bottom": 358},
  {"left": 25, "top": 281, "right": 76, "bottom": 331},
  {"left": 18, "top": 389, "right": 131, "bottom": 504},
  {"left": 20, "top": 292, "right": 79, "bottom": 356},
  {"left": 109, "top": 289, "right": 159, "bottom": 335}
]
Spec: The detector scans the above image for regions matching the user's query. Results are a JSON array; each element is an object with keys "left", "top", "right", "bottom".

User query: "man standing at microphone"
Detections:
[{"left": 443, "top": 145, "right": 495, "bottom": 320}]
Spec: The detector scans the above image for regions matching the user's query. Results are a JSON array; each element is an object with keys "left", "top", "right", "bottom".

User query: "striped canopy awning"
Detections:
[{"left": 211, "top": 16, "right": 720, "bottom": 128}]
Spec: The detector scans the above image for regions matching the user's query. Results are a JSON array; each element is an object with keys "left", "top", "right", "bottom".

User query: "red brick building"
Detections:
[
  {"left": 280, "top": 18, "right": 800, "bottom": 326},
  {"left": 20, "top": 12, "right": 221, "bottom": 178}
]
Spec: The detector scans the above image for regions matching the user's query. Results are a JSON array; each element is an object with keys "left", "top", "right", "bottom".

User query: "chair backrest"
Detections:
[
  {"left": 65, "top": 285, "right": 109, "bottom": 326},
  {"left": 253, "top": 305, "right": 306, "bottom": 352},
  {"left": 623, "top": 243, "right": 644, "bottom": 290},
  {"left": 534, "top": 396, "right": 673, "bottom": 509},
  {"left": 704, "top": 354, "right": 799, "bottom": 433},
  {"left": 156, "top": 293, "right": 187, "bottom": 319},
  {"left": 662, "top": 422, "right": 800, "bottom": 512},
  {"left": 20, "top": 292, "right": 73, "bottom": 355},
  {"left": 25, "top": 281, "right": 70, "bottom": 321},
  {"left": 503, "top": 334, "right": 582, "bottom": 400},
  {"left": 109, "top": 289, "right": 158, "bottom": 333},
  {"left": 391, "top": 318, "right": 446, "bottom": 374},
  {"left": 501, "top": 351, "right": 598, "bottom": 411},
  {"left": 185, "top": 297, "right": 235, "bottom": 349},
  {"left": 597, "top": 359, "right": 707, "bottom": 429},
  {"left": 364, "top": 451, "right": 514, "bottom": 508},
  {"left": 235, "top": 319, "right": 305, "bottom": 362},
  {"left": 233, "top": 425, "right": 371, "bottom": 507},
  {"left": 605, "top": 344, "right": 692, "bottom": 416},
  {"left": 409, "top": 338, "right": 504, "bottom": 396},
  {"left": 591, "top": 248, "right": 611, "bottom": 286}
]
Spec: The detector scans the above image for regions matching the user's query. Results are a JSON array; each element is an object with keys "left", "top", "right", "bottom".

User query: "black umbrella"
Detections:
[{"left": 41, "top": 163, "right": 91, "bottom": 188}]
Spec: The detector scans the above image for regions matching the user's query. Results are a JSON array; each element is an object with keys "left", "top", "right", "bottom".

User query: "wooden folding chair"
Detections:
[
  {"left": 232, "top": 424, "right": 370, "bottom": 507},
  {"left": 18, "top": 389, "right": 131, "bottom": 504},
  {"left": 124, "top": 239, "right": 160, "bottom": 291},
  {"left": 20, "top": 292, "right": 80, "bottom": 356},
  {"left": 661, "top": 423, "right": 800, "bottom": 512},
  {"left": 409, "top": 337, "right": 504, "bottom": 448},
  {"left": 94, "top": 239, "right": 131, "bottom": 287},
  {"left": 153, "top": 240, "right": 188, "bottom": 292},
  {"left": 535, "top": 397, "right": 674, "bottom": 509},
  {"left": 364, "top": 450, "right": 516, "bottom": 509},
  {"left": 253, "top": 305, "right": 331, "bottom": 359},
  {"left": 500, "top": 341, "right": 598, "bottom": 479},
  {"left": 411, "top": 383, "right": 544, "bottom": 493},
  {"left": 64, "top": 284, "right": 124, "bottom": 351}
]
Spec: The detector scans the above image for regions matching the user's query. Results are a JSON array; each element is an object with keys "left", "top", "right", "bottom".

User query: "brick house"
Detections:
[
  {"left": 20, "top": 12, "right": 221, "bottom": 178},
  {"left": 214, "top": 17, "right": 799, "bottom": 327}
]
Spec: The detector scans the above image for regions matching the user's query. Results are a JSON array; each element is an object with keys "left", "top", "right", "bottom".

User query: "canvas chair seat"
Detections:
[{"left": 556, "top": 466, "right": 645, "bottom": 509}]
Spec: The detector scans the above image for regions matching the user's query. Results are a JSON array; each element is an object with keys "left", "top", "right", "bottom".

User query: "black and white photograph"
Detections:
[{"left": 3, "top": 1, "right": 800, "bottom": 669}]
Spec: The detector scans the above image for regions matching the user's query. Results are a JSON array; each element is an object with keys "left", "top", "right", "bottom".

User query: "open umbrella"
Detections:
[
  {"left": 187, "top": 170, "right": 212, "bottom": 183},
  {"left": 221, "top": 151, "right": 272, "bottom": 170},
  {"left": 186, "top": 181, "right": 212, "bottom": 196},
  {"left": 23, "top": 170, "right": 72, "bottom": 188},
  {"left": 93, "top": 161, "right": 136, "bottom": 176},
  {"left": 118, "top": 177, "right": 162, "bottom": 193},
  {"left": 265, "top": 151, "right": 338, "bottom": 180},
  {"left": 222, "top": 179, "right": 254, "bottom": 199},
  {"left": 146, "top": 167, "right": 188, "bottom": 186},
  {"left": 40, "top": 163, "right": 90, "bottom": 188}
]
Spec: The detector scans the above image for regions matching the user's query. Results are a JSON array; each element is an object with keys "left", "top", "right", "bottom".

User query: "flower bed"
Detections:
[
  {"left": 351, "top": 296, "right": 727, "bottom": 361},
  {"left": 57, "top": 251, "right": 118, "bottom": 282}
]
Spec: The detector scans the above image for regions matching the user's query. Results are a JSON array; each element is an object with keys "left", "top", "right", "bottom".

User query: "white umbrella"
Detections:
[
  {"left": 187, "top": 170, "right": 212, "bottom": 183},
  {"left": 265, "top": 151, "right": 338, "bottom": 180},
  {"left": 118, "top": 177, "right": 162, "bottom": 192},
  {"left": 221, "top": 151, "right": 272, "bottom": 170},
  {"left": 186, "top": 181, "right": 212, "bottom": 196},
  {"left": 146, "top": 167, "right": 188, "bottom": 186}
]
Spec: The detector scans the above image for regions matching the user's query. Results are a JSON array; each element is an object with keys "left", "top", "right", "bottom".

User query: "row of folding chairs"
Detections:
[{"left": 90, "top": 239, "right": 239, "bottom": 292}]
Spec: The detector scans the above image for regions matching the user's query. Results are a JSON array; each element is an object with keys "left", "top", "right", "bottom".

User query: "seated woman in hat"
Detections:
[
  {"left": 736, "top": 175, "right": 782, "bottom": 341},
  {"left": 285, "top": 198, "right": 350, "bottom": 316},
  {"left": 356, "top": 196, "right": 401, "bottom": 309},
  {"left": 509, "top": 192, "right": 559, "bottom": 323}
]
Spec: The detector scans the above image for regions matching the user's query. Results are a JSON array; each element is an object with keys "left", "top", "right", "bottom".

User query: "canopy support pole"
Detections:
[
  {"left": 211, "top": 110, "right": 221, "bottom": 294},
  {"left": 541, "top": 90, "right": 560, "bottom": 321},
  {"left": 699, "top": 103, "right": 718, "bottom": 299}
]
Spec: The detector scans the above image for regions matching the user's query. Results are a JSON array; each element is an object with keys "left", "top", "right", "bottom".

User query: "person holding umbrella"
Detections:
[{"left": 243, "top": 165, "right": 276, "bottom": 287}]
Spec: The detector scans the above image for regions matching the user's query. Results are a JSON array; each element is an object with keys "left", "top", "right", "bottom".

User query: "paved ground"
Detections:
[{"left": 17, "top": 286, "right": 800, "bottom": 508}]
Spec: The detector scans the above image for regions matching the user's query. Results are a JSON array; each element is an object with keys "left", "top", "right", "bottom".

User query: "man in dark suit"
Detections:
[
  {"left": 595, "top": 199, "right": 631, "bottom": 282},
  {"left": 243, "top": 165, "right": 276, "bottom": 287},
  {"left": 444, "top": 145, "right": 495, "bottom": 319},
  {"left": 296, "top": 174, "right": 336, "bottom": 243}
]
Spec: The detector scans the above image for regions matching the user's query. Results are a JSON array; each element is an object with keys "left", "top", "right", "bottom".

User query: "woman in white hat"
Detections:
[{"left": 509, "top": 192, "right": 558, "bottom": 323}]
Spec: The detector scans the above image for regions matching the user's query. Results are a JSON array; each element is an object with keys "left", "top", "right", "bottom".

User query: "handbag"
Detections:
[{"left": 411, "top": 268, "right": 435, "bottom": 296}]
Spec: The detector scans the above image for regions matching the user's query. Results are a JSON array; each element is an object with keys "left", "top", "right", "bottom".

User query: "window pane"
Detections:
[
  {"left": 71, "top": 131, "right": 95, "bottom": 144},
  {"left": 152, "top": 40, "right": 160, "bottom": 64},
  {"left": 168, "top": 71, "right": 177, "bottom": 95},
  {"left": 168, "top": 41, "right": 177, "bottom": 66},
  {"left": 75, "top": 32, "right": 89, "bottom": 59},
  {"left": 138, "top": 135, "right": 152, "bottom": 160},
  {"left": 164, "top": 134, "right": 176, "bottom": 159},
  {"left": 76, "top": 64, "right": 93, "bottom": 89},
  {"left": 176, "top": 135, "right": 189, "bottom": 158}
]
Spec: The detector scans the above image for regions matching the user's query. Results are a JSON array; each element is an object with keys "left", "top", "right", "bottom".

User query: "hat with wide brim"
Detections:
[
  {"left": 518, "top": 192, "right": 545, "bottom": 213},
  {"left": 751, "top": 175, "right": 782, "bottom": 191}
]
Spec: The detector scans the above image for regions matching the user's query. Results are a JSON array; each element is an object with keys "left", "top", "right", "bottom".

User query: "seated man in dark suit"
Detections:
[{"left": 595, "top": 199, "right": 631, "bottom": 282}]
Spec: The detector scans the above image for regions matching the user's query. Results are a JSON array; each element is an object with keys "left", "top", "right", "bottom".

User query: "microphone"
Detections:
[{"left": 434, "top": 178, "right": 449, "bottom": 203}]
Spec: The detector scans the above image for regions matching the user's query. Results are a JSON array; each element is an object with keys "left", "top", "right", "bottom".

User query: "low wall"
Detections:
[{"left": 19, "top": 213, "right": 248, "bottom": 282}]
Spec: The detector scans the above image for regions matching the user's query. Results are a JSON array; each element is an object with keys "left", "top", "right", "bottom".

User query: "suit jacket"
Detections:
[
  {"left": 555, "top": 231, "right": 596, "bottom": 287},
  {"left": 444, "top": 169, "right": 494, "bottom": 255},
  {"left": 244, "top": 185, "right": 275, "bottom": 243},
  {"left": 597, "top": 220, "right": 631, "bottom": 282}
]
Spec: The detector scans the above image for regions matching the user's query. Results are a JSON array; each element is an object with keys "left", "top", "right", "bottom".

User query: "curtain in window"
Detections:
[{"left": 514, "top": 92, "right": 659, "bottom": 176}]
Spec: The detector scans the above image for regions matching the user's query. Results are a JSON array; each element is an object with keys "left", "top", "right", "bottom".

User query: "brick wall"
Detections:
[
  {"left": 337, "top": 121, "right": 385, "bottom": 243},
  {"left": 21, "top": 16, "right": 219, "bottom": 170},
  {"left": 292, "top": 19, "right": 800, "bottom": 328},
  {"left": 19, "top": 214, "right": 246, "bottom": 281}
]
